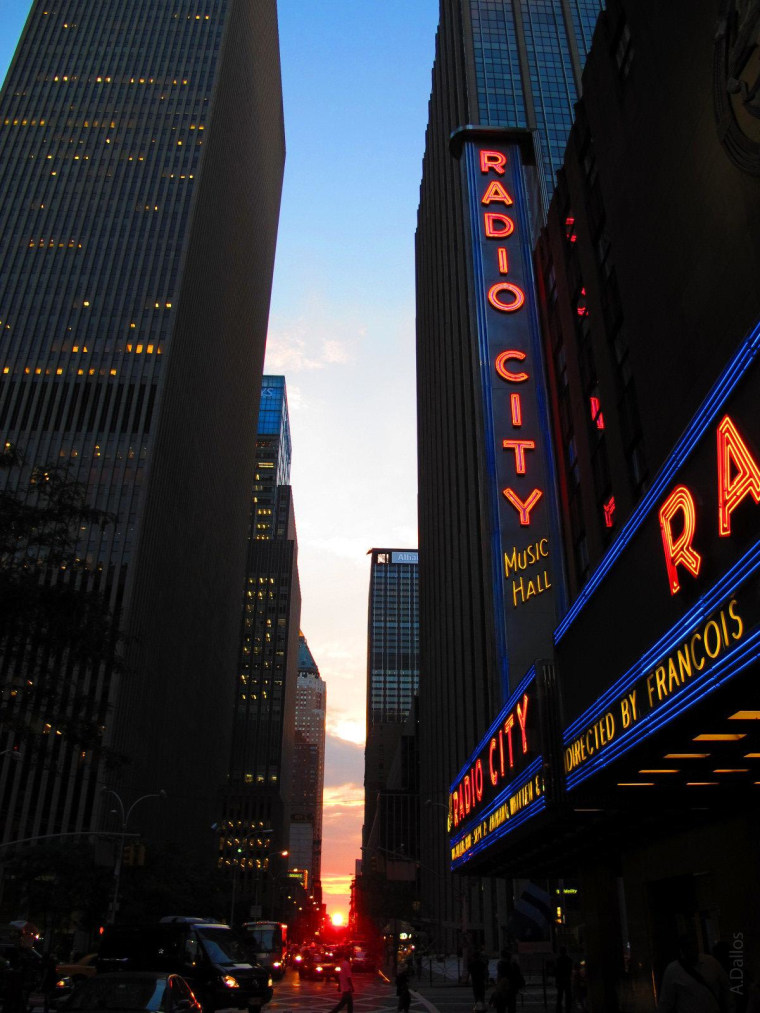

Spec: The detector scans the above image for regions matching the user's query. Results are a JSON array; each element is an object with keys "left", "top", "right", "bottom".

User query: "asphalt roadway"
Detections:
[{"left": 266, "top": 968, "right": 556, "bottom": 1013}]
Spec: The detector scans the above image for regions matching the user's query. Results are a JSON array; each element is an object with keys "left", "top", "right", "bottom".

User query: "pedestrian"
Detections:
[
  {"left": 396, "top": 964, "right": 412, "bottom": 1013},
  {"left": 572, "top": 959, "right": 588, "bottom": 1011},
  {"left": 468, "top": 945, "right": 489, "bottom": 1012},
  {"left": 329, "top": 954, "right": 355, "bottom": 1013},
  {"left": 4, "top": 949, "right": 27, "bottom": 1013},
  {"left": 658, "top": 935, "right": 731, "bottom": 1012},
  {"left": 554, "top": 946, "right": 573, "bottom": 1013},
  {"left": 490, "top": 949, "right": 524, "bottom": 1013}
]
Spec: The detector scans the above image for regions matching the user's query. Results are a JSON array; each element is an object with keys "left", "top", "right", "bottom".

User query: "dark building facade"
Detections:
[
  {"left": 449, "top": 2, "right": 760, "bottom": 1010},
  {"left": 221, "top": 376, "right": 301, "bottom": 920},
  {"left": 415, "top": 0, "right": 603, "bottom": 952},
  {"left": 0, "top": 1, "right": 284, "bottom": 852}
]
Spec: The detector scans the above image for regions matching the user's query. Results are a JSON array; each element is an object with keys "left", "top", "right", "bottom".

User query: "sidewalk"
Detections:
[{"left": 387, "top": 959, "right": 558, "bottom": 1010}]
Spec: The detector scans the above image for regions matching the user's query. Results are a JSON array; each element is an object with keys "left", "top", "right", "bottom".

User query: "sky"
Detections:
[{"left": 0, "top": 1, "right": 440, "bottom": 919}]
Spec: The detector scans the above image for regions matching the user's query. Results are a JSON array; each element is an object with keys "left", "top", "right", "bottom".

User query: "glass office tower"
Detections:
[
  {"left": 0, "top": 1, "right": 284, "bottom": 849},
  {"left": 415, "top": 0, "right": 603, "bottom": 951},
  {"left": 221, "top": 376, "right": 301, "bottom": 918},
  {"left": 363, "top": 549, "right": 419, "bottom": 852}
]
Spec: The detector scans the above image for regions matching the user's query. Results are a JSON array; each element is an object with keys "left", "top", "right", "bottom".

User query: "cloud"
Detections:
[
  {"left": 323, "top": 783, "right": 364, "bottom": 810},
  {"left": 322, "top": 339, "right": 352, "bottom": 364},
  {"left": 324, "top": 734, "right": 364, "bottom": 787},
  {"left": 327, "top": 717, "right": 365, "bottom": 745},
  {"left": 265, "top": 306, "right": 361, "bottom": 375}
]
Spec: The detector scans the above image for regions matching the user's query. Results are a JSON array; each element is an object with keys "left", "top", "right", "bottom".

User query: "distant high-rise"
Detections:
[
  {"left": 290, "top": 632, "right": 326, "bottom": 893},
  {"left": 0, "top": 1, "right": 284, "bottom": 849},
  {"left": 363, "top": 549, "right": 419, "bottom": 853},
  {"left": 415, "top": 0, "right": 603, "bottom": 950},
  {"left": 221, "top": 376, "right": 301, "bottom": 918}
]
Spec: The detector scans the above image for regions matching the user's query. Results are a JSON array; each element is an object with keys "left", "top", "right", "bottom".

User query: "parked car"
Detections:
[
  {"left": 97, "top": 919, "right": 273, "bottom": 1013},
  {"left": 61, "top": 971, "right": 202, "bottom": 1013}
]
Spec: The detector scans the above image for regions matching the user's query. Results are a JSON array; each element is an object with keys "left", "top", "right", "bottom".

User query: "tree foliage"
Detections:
[{"left": 0, "top": 446, "right": 122, "bottom": 760}]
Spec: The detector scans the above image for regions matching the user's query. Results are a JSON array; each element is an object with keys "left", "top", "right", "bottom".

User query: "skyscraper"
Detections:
[
  {"left": 363, "top": 548, "right": 420, "bottom": 852},
  {"left": 221, "top": 376, "right": 301, "bottom": 919},
  {"left": 0, "top": 1, "right": 284, "bottom": 849},
  {"left": 415, "top": 0, "right": 603, "bottom": 949},
  {"left": 290, "top": 632, "right": 326, "bottom": 899}
]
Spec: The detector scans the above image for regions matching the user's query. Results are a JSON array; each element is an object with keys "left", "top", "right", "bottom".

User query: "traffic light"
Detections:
[{"left": 122, "top": 843, "right": 135, "bottom": 866}]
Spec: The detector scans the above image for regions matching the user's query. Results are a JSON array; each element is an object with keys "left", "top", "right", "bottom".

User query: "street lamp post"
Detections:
[
  {"left": 263, "top": 850, "right": 288, "bottom": 920},
  {"left": 102, "top": 787, "right": 166, "bottom": 924}
]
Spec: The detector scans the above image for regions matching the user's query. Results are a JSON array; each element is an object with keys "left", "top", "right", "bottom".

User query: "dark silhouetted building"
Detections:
[
  {"left": 0, "top": 0, "right": 284, "bottom": 852},
  {"left": 448, "top": 3, "right": 760, "bottom": 1010}
]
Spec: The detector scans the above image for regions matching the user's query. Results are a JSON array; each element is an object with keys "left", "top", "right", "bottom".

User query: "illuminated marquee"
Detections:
[
  {"left": 564, "top": 595, "right": 748, "bottom": 778},
  {"left": 557, "top": 322, "right": 760, "bottom": 790},
  {"left": 458, "top": 128, "right": 562, "bottom": 687},
  {"left": 449, "top": 690, "right": 532, "bottom": 829},
  {"left": 449, "top": 664, "right": 559, "bottom": 870}
]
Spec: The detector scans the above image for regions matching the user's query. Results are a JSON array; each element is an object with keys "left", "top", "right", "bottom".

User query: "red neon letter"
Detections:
[
  {"left": 516, "top": 694, "right": 529, "bottom": 753},
  {"left": 480, "top": 149, "right": 506, "bottom": 175},
  {"left": 502, "top": 439, "right": 536, "bottom": 474},
  {"left": 717, "top": 414, "right": 760, "bottom": 536},
  {"left": 488, "top": 282, "right": 525, "bottom": 312},
  {"left": 503, "top": 713, "right": 515, "bottom": 768},
  {"left": 484, "top": 213, "right": 514, "bottom": 238},
  {"left": 510, "top": 393, "right": 522, "bottom": 427},
  {"left": 495, "top": 349, "right": 528, "bottom": 383},
  {"left": 503, "top": 487, "right": 543, "bottom": 526},
  {"left": 481, "top": 180, "right": 514, "bottom": 206},
  {"left": 659, "top": 485, "right": 701, "bottom": 595},
  {"left": 497, "top": 248, "right": 509, "bottom": 274},
  {"left": 489, "top": 739, "right": 498, "bottom": 786},
  {"left": 603, "top": 496, "right": 616, "bottom": 528}
]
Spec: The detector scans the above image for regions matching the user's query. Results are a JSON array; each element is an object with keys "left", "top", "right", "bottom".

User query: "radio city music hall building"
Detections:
[{"left": 444, "top": 2, "right": 760, "bottom": 1010}]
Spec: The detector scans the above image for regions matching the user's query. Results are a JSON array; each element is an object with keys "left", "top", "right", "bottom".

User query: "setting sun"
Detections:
[{"left": 330, "top": 912, "right": 345, "bottom": 927}]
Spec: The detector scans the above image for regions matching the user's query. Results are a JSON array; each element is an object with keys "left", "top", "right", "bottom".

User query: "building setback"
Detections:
[
  {"left": 0, "top": 0, "right": 285, "bottom": 850},
  {"left": 221, "top": 376, "right": 301, "bottom": 920},
  {"left": 415, "top": 0, "right": 603, "bottom": 951}
]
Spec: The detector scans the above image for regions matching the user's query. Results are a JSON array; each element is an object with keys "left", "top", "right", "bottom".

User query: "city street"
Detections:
[{"left": 265, "top": 969, "right": 556, "bottom": 1013}]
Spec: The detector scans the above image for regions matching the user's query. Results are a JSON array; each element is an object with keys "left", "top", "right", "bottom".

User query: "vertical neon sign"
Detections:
[{"left": 459, "top": 129, "right": 563, "bottom": 692}]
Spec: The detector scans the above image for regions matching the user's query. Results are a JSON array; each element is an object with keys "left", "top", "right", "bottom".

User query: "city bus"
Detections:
[{"left": 242, "top": 921, "right": 287, "bottom": 980}]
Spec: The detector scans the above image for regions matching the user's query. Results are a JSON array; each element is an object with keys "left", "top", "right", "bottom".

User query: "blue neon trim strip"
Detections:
[
  {"left": 566, "top": 623, "right": 760, "bottom": 790},
  {"left": 563, "top": 541, "right": 760, "bottom": 741},
  {"left": 451, "top": 796, "right": 547, "bottom": 868},
  {"left": 555, "top": 319, "right": 760, "bottom": 643},
  {"left": 450, "top": 758, "right": 545, "bottom": 866},
  {"left": 452, "top": 755, "right": 544, "bottom": 840},
  {"left": 451, "top": 664, "right": 537, "bottom": 788}
]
